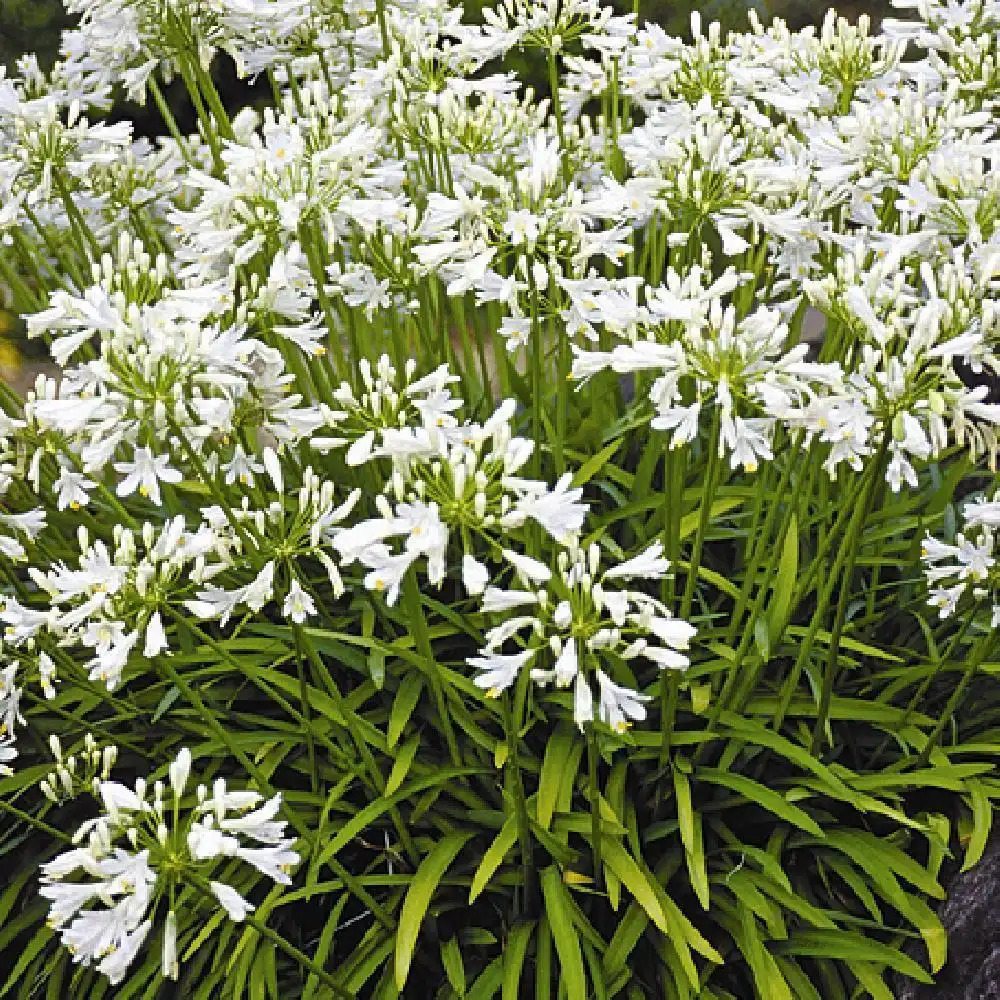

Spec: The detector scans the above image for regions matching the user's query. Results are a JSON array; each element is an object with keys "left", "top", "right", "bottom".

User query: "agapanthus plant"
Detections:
[{"left": 1, "top": 0, "right": 1000, "bottom": 996}]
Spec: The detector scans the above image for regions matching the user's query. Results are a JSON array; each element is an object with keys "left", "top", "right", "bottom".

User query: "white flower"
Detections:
[
  {"left": 53, "top": 467, "right": 95, "bottom": 510},
  {"left": 362, "top": 548, "right": 417, "bottom": 606},
  {"left": 235, "top": 844, "right": 300, "bottom": 884},
  {"left": 43, "top": 752, "right": 297, "bottom": 985},
  {"left": 502, "top": 549, "right": 552, "bottom": 584},
  {"left": 553, "top": 637, "right": 578, "bottom": 687},
  {"left": 97, "top": 919, "right": 153, "bottom": 986},
  {"left": 480, "top": 587, "right": 540, "bottom": 612},
  {"left": 573, "top": 672, "right": 594, "bottom": 731},
  {"left": 142, "top": 611, "right": 169, "bottom": 658},
  {"left": 113, "top": 448, "right": 182, "bottom": 505},
  {"left": 282, "top": 579, "right": 316, "bottom": 624},
  {"left": 169, "top": 749, "right": 192, "bottom": 799},
  {"left": 646, "top": 616, "right": 697, "bottom": 649},
  {"left": 470, "top": 649, "right": 535, "bottom": 696},
  {"left": 162, "top": 911, "right": 178, "bottom": 980},
  {"left": 507, "top": 473, "right": 587, "bottom": 539},
  {"left": 462, "top": 554, "right": 490, "bottom": 595},
  {"left": 596, "top": 669, "right": 651, "bottom": 733},
  {"left": 603, "top": 542, "right": 671, "bottom": 580},
  {"left": 210, "top": 882, "right": 255, "bottom": 922}
]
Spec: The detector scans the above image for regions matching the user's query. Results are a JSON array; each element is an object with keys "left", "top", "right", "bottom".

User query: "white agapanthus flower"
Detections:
[
  {"left": 23, "top": 517, "right": 228, "bottom": 689},
  {"left": 333, "top": 395, "right": 587, "bottom": 603},
  {"left": 922, "top": 492, "right": 1000, "bottom": 626},
  {"left": 40, "top": 749, "right": 299, "bottom": 985},
  {"left": 469, "top": 540, "right": 695, "bottom": 733}
]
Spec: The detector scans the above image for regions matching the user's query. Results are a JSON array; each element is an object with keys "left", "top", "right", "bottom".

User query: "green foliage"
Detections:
[
  {"left": 0, "top": 0, "right": 990, "bottom": 999},
  {"left": 3, "top": 448, "right": 998, "bottom": 998}
]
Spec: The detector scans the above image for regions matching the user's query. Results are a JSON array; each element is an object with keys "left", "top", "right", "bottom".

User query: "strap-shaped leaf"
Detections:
[
  {"left": 600, "top": 837, "right": 668, "bottom": 934},
  {"left": 537, "top": 724, "right": 580, "bottom": 830},
  {"left": 773, "top": 929, "right": 932, "bottom": 983},
  {"left": 963, "top": 778, "right": 993, "bottom": 872},
  {"left": 697, "top": 769, "right": 823, "bottom": 836},
  {"left": 674, "top": 765, "right": 711, "bottom": 910},
  {"left": 395, "top": 832, "right": 473, "bottom": 991},
  {"left": 469, "top": 816, "right": 518, "bottom": 904},
  {"left": 539, "top": 866, "right": 587, "bottom": 1000},
  {"left": 501, "top": 921, "right": 535, "bottom": 1000}
]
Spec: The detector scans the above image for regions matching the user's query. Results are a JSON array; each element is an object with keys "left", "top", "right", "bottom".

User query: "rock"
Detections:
[{"left": 895, "top": 832, "right": 1000, "bottom": 999}]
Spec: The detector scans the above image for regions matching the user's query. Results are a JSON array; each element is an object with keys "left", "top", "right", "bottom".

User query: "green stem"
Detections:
[
  {"left": 809, "top": 441, "right": 886, "bottom": 753},
  {"left": 680, "top": 409, "right": 722, "bottom": 620},
  {"left": 401, "top": 571, "right": 462, "bottom": 767},
  {"left": 149, "top": 77, "right": 194, "bottom": 165},
  {"left": 546, "top": 48, "right": 570, "bottom": 186},
  {"left": 915, "top": 627, "right": 996, "bottom": 768},
  {"left": 189, "top": 876, "right": 355, "bottom": 999},
  {"left": 502, "top": 691, "right": 538, "bottom": 917},
  {"left": 587, "top": 724, "right": 603, "bottom": 890},
  {"left": 290, "top": 615, "right": 319, "bottom": 794},
  {"left": 0, "top": 796, "right": 68, "bottom": 842}
]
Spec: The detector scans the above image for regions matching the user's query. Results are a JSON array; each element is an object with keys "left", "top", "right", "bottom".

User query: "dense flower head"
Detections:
[
  {"left": 41, "top": 749, "right": 299, "bottom": 983},
  {"left": 40, "top": 748, "right": 298, "bottom": 984},
  {"left": 470, "top": 539, "right": 695, "bottom": 731},
  {"left": 922, "top": 491, "right": 1000, "bottom": 625}
]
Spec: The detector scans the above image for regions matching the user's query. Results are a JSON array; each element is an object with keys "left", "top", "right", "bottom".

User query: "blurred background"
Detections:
[{"left": 0, "top": 0, "right": 889, "bottom": 392}]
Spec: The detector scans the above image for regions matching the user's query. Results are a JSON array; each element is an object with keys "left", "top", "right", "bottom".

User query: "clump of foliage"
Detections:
[{"left": 1, "top": 0, "right": 1000, "bottom": 997}]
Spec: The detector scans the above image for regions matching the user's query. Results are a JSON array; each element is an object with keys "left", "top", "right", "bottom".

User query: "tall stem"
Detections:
[
  {"left": 502, "top": 690, "right": 538, "bottom": 917},
  {"left": 915, "top": 627, "right": 996, "bottom": 767},
  {"left": 809, "top": 440, "right": 886, "bottom": 753},
  {"left": 680, "top": 409, "right": 722, "bottom": 620},
  {"left": 402, "top": 571, "right": 462, "bottom": 767},
  {"left": 587, "top": 724, "right": 603, "bottom": 889}
]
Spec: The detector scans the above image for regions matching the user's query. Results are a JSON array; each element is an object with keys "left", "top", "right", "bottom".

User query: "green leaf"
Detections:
[
  {"left": 385, "top": 733, "right": 420, "bottom": 796},
  {"left": 728, "top": 901, "right": 793, "bottom": 1000},
  {"left": 604, "top": 903, "right": 649, "bottom": 976},
  {"left": 441, "top": 937, "right": 466, "bottom": 997},
  {"left": 396, "top": 832, "right": 473, "bottom": 991},
  {"left": 501, "top": 921, "right": 534, "bottom": 1000},
  {"left": 600, "top": 838, "right": 668, "bottom": 934},
  {"left": 815, "top": 830, "right": 944, "bottom": 899},
  {"left": 773, "top": 930, "right": 932, "bottom": 984},
  {"left": 697, "top": 769, "right": 824, "bottom": 836},
  {"left": 674, "top": 765, "right": 710, "bottom": 910},
  {"left": 318, "top": 767, "right": 485, "bottom": 869},
  {"left": 537, "top": 724, "right": 579, "bottom": 830},
  {"left": 388, "top": 673, "right": 424, "bottom": 749},
  {"left": 766, "top": 512, "right": 798, "bottom": 642},
  {"left": 571, "top": 438, "right": 622, "bottom": 488},
  {"left": 0, "top": 926, "right": 52, "bottom": 997},
  {"left": 466, "top": 956, "right": 503, "bottom": 1000},
  {"left": 900, "top": 893, "right": 947, "bottom": 973},
  {"left": 964, "top": 779, "right": 993, "bottom": 872},
  {"left": 678, "top": 495, "right": 745, "bottom": 540},
  {"left": 717, "top": 714, "right": 852, "bottom": 797},
  {"left": 847, "top": 962, "right": 895, "bottom": 1000},
  {"left": 539, "top": 866, "right": 587, "bottom": 1000},
  {"left": 470, "top": 816, "right": 518, "bottom": 904}
]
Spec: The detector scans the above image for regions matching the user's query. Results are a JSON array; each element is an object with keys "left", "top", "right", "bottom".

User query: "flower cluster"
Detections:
[
  {"left": 40, "top": 748, "right": 298, "bottom": 984},
  {"left": 470, "top": 541, "right": 695, "bottom": 732},
  {"left": 922, "top": 493, "right": 1000, "bottom": 625}
]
